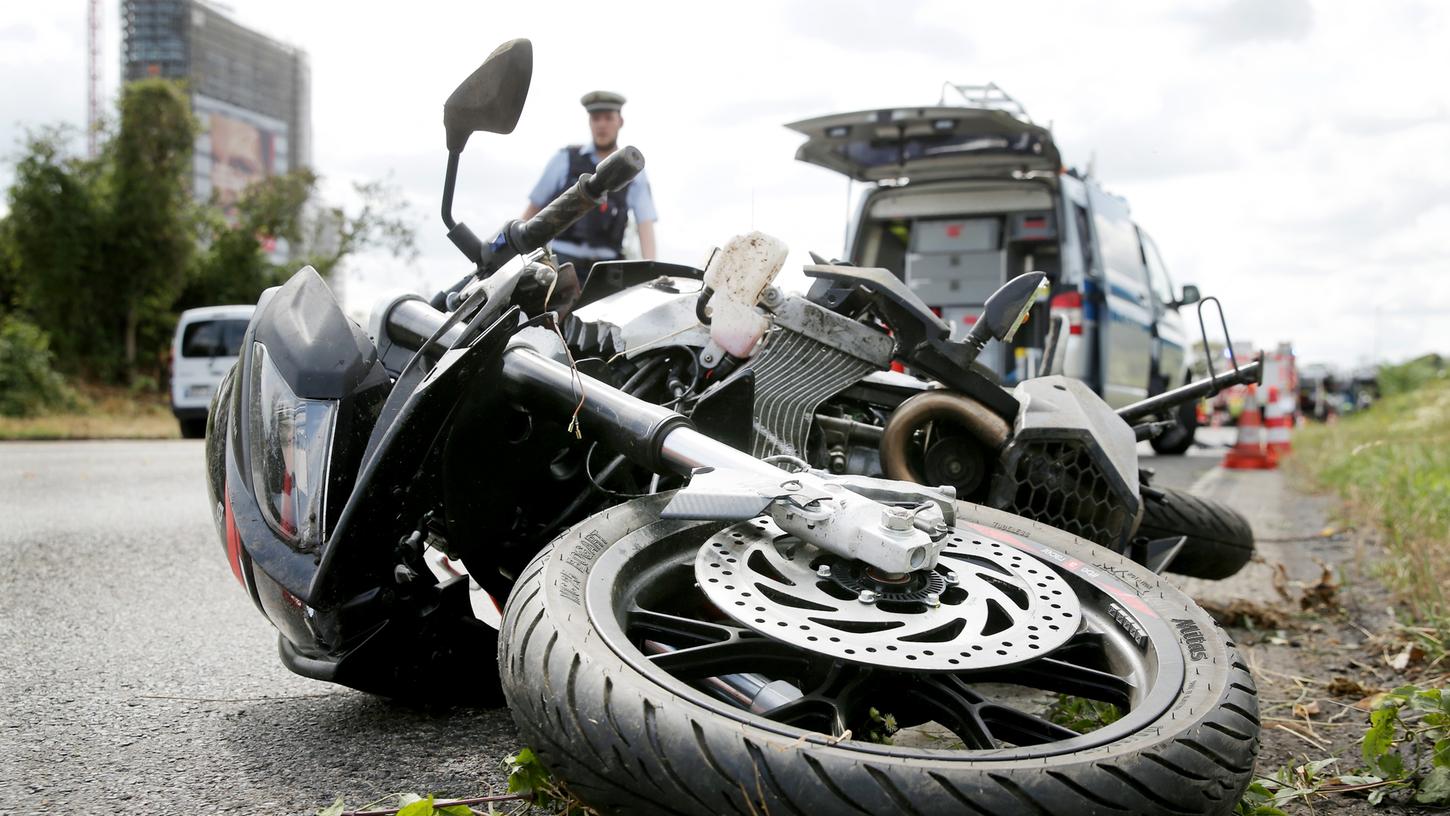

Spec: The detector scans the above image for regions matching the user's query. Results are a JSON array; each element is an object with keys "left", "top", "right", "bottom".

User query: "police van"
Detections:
[{"left": 787, "top": 84, "right": 1203, "bottom": 453}]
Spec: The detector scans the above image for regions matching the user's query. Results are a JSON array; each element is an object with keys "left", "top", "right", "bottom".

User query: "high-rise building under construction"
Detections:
[{"left": 121, "top": 0, "right": 311, "bottom": 206}]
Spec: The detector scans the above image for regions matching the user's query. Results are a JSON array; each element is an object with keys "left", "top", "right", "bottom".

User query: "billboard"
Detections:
[{"left": 193, "top": 94, "right": 290, "bottom": 210}]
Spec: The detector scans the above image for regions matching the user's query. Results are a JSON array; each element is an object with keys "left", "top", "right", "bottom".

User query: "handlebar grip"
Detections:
[
  {"left": 585, "top": 146, "right": 645, "bottom": 198},
  {"left": 514, "top": 146, "right": 646, "bottom": 253}
]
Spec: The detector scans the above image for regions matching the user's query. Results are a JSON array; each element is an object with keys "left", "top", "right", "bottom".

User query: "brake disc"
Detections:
[{"left": 695, "top": 517, "right": 1081, "bottom": 671}]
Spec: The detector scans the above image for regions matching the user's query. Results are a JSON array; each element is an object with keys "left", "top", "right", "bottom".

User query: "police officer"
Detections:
[{"left": 523, "top": 91, "right": 657, "bottom": 282}]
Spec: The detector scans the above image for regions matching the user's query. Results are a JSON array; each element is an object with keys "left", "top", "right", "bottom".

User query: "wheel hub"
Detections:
[{"left": 695, "top": 517, "right": 1081, "bottom": 671}]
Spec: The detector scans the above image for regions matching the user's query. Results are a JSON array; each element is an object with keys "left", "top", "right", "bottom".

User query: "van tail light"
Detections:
[{"left": 1050, "top": 291, "right": 1083, "bottom": 335}]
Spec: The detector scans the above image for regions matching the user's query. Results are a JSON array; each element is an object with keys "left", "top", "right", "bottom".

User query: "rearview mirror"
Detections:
[
  {"left": 969, "top": 271, "right": 1049, "bottom": 349},
  {"left": 1176, "top": 284, "right": 1201, "bottom": 308},
  {"left": 444, "top": 39, "right": 533, "bottom": 152}
]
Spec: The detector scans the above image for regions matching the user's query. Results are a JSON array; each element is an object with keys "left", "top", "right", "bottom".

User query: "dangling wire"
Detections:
[
  {"left": 547, "top": 312, "right": 586, "bottom": 438},
  {"left": 584, "top": 441, "right": 651, "bottom": 499},
  {"left": 607, "top": 323, "right": 701, "bottom": 364}
]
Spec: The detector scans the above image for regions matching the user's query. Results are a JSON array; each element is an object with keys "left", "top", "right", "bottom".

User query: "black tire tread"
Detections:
[
  {"left": 501, "top": 502, "right": 1259, "bottom": 816},
  {"left": 1140, "top": 485, "right": 1255, "bottom": 580}
]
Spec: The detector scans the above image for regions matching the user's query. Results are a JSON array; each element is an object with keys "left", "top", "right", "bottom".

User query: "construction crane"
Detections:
[{"left": 87, "top": 0, "right": 101, "bottom": 157}]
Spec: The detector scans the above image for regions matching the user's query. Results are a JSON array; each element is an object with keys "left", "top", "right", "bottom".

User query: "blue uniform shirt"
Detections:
[{"left": 529, "top": 145, "right": 656, "bottom": 259}]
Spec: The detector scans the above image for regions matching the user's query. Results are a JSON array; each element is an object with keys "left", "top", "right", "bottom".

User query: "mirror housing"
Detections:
[
  {"left": 967, "top": 271, "right": 1049, "bottom": 351},
  {"left": 1175, "top": 284, "right": 1201, "bottom": 309},
  {"left": 444, "top": 39, "right": 533, "bottom": 152}
]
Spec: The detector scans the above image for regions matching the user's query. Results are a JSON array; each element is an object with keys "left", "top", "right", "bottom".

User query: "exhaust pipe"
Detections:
[{"left": 880, "top": 390, "right": 1011, "bottom": 485}]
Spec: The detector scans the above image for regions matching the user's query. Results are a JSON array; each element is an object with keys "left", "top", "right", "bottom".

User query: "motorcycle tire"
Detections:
[
  {"left": 500, "top": 494, "right": 1259, "bottom": 816},
  {"left": 1150, "top": 401, "right": 1199, "bottom": 456},
  {"left": 1139, "top": 486, "right": 1256, "bottom": 581}
]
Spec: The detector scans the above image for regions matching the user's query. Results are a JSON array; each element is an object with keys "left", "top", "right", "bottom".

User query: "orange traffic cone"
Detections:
[
  {"left": 1223, "top": 385, "right": 1279, "bottom": 469},
  {"left": 1264, "top": 386, "right": 1293, "bottom": 457}
]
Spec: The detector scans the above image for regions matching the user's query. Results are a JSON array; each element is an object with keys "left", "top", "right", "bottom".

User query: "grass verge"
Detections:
[
  {"left": 0, "top": 383, "right": 179, "bottom": 440},
  {"left": 1289, "top": 373, "right": 1450, "bottom": 643}
]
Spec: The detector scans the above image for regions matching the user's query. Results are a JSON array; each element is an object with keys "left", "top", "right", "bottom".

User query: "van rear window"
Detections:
[
  {"left": 181, "top": 319, "right": 249, "bottom": 358},
  {"left": 832, "top": 132, "right": 1050, "bottom": 170}
]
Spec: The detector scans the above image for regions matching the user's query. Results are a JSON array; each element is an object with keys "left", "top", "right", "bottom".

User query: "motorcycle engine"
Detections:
[{"left": 566, "top": 276, "right": 894, "bottom": 461}]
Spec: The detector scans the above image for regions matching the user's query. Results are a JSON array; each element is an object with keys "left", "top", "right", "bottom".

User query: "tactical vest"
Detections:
[{"left": 555, "top": 145, "right": 631, "bottom": 254}]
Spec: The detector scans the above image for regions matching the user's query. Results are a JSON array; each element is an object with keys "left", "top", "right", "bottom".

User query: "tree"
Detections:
[
  {"left": 106, "top": 79, "right": 196, "bottom": 374},
  {"left": 181, "top": 169, "right": 416, "bottom": 310},
  {"left": 3, "top": 79, "right": 417, "bottom": 386},
  {"left": 2, "top": 127, "right": 115, "bottom": 377}
]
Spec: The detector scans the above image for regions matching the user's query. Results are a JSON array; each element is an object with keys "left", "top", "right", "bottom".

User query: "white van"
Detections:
[
  {"left": 787, "top": 85, "right": 1204, "bottom": 453},
  {"left": 170, "top": 305, "right": 254, "bottom": 438}
]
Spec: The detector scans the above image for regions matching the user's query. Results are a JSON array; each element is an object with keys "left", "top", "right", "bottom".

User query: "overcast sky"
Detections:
[{"left": 3, "top": 0, "right": 1448, "bottom": 367}]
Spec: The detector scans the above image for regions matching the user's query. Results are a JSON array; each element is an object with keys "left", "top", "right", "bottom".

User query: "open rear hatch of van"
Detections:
[{"left": 785, "top": 106, "right": 1060, "bottom": 182}]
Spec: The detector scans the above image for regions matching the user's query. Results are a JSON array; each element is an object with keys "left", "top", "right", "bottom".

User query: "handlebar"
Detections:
[
  {"left": 509, "top": 146, "right": 645, "bottom": 254},
  {"left": 430, "top": 146, "right": 646, "bottom": 309},
  {"left": 1116, "top": 357, "right": 1263, "bottom": 423}
]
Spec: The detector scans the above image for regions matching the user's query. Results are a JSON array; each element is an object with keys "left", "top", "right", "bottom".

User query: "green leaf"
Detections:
[
  {"left": 437, "top": 806, "right": 474, "bottom": 816},
  {"left": 506, "top": 747, "right": 554, "bottom": 795},
  {"left": 1416, "top": 766, "right": 1450, "bottom": 805},
  {"left": 1335, "top": 774, "right": 1383, "bottom": 786},
  {"left": 397, "top": 795, "right": 435, "bottom": 816},
  {"left": 1434, "top": 737, "right": 1450, "bottom": 768},
  {"left": 1235, "top": 781, "right": 1290, "bottom": 815},
  {"left": 1364, "top": 706, "right": 1400, "bottom": 762},
  {"left": 1376, "top": 751, "right": 1407, "bottom": 780},
  {"left": 316, "top": 797, "right": 346, "bottom": 816},
  {"left": 1369, "top": 787, "right": 1388, "bottom": 806}
]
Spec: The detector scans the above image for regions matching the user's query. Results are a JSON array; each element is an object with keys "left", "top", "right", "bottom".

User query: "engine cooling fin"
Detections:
[
  {"left": 748, "top": 329, "right": 877, "bottom": 458},
  {"left": 746, "top": 298, "right": 894, "bottom": 459}
]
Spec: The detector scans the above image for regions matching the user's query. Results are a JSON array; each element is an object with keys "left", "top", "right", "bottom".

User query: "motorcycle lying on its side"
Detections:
[
  {"left": 206, "top": 39, "right": 1258, "bottom": 816},
  {"left": 558, "top": 231, "right": 1260, "bottom": 582}
]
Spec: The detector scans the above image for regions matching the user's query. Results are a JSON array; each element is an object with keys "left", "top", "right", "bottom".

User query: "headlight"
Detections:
[{"left": 247, "top": 343, "right": 337, "bottom": 550}]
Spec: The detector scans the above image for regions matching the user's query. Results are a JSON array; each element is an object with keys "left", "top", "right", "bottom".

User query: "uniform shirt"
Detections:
[{"left": 528, "top": 144, "right": 657, "bottom": 260}]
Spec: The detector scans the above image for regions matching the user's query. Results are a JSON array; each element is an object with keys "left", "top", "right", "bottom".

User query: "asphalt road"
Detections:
[
  {"left": 0, "top": 432, "right": 1230, "bottom": 814},
  {"left": 1138, "top": 425, "right": 1238, "bottom": 491},
  {"left": 0, "top": 441, "right": 517, "bottom": 815}
]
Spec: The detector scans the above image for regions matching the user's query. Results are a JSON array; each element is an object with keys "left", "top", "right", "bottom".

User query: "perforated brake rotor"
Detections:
[{"left": 695, "top": 517, "right": 1081, "bottom": 671}]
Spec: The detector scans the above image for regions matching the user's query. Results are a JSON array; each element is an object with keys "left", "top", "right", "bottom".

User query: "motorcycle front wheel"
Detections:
[{"left": 500, "top": 495, "right": 1258, "bottom": 816}]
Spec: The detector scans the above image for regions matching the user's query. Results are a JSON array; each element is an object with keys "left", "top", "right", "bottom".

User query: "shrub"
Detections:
[
  {"left": 1379, "top": 354, "right": 1446, "bottom": 397},
  {"left": 0, "top": 312, "right": 78, "bottom": 417}
]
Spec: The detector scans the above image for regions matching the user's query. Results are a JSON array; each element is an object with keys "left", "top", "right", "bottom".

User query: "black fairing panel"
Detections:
[{"left": 253, "top": 266, "right": 389, "bottom": 399}]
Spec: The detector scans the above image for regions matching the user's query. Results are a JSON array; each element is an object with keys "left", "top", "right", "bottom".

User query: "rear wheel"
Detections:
[
  {"left": 1150, "top": 400, "right": 1199, "bottom": 455},
  {"left": 501, "top": 495, "right": 1259, "bottom": 816},
  {"left": 1140, "top": 486, "right": 1255, "bottom": 580}
]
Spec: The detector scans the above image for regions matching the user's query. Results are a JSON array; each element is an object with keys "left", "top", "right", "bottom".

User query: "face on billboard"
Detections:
[{"left": 210, "top": 114, "right": 268, "bottom": 208}]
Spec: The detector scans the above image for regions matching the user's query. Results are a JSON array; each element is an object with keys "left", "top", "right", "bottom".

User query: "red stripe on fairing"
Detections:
[{"left": 224, "top": 487, "right": 245, "bottom": 587}]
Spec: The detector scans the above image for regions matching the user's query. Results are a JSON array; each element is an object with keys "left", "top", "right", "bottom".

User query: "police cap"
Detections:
[{"left": 581, "top": 91, "right": 626, "bottom": 113}]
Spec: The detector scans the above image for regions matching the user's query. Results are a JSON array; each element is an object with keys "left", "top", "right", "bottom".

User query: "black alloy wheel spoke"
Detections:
[
  {"left": 976, "top": 702, "right": 1083, "bottom": 745},
  {"left": 629, "top": 604, "right": 812, "bottom": 678},
  {"left": 969, "top": 629, "right": 1135, "bottom": 709},
  {"left": 912, "top": 675, "right": 1082, "bottom": 748},
  {"left": 628, "top": 606, "right": 753, "bottom": 647},
  {"left": 906, "top": 675, "right": 1001, "bottom": 749},
  {"left": 1006, "top": 657, "right": 1134, "bottom": 708},
  {"left": 757, "top": 696, "right": 848, "bottom": 737}
]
